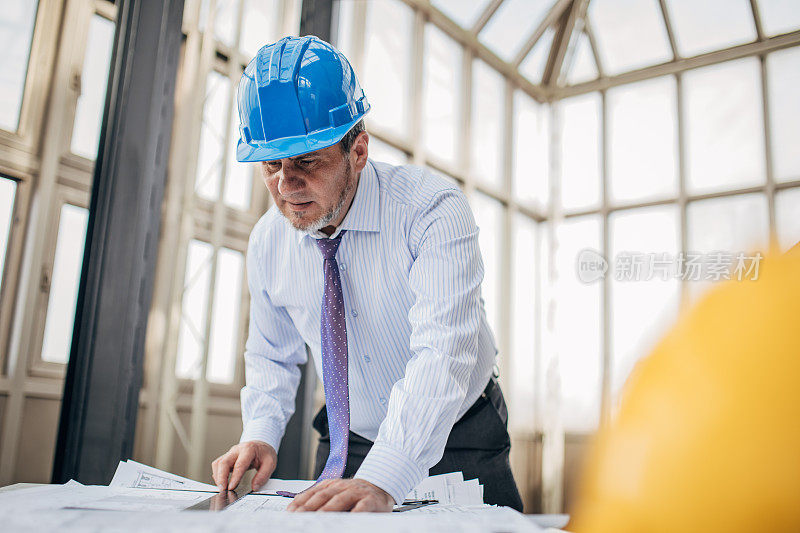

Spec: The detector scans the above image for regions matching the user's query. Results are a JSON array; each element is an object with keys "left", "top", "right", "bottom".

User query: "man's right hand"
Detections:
[{"left": 211, "top": 440, "right": 277, "bottom": 492}]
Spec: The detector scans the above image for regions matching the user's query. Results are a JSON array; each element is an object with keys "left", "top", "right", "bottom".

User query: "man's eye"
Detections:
[
  {"left": 265, "top": 162, "right": 281, "bottom": 171},
  {"left": 297, "top": 159, "right": 314, "bottom": 167}
]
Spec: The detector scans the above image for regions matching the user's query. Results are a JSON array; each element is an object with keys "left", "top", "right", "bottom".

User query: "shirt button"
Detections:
[
  {"left": 363, "top": 355, "right": 371, "bottom": 363},
  {"left": 379, "top": 397, "right": 387, "bottom": 405},
  {"left": 351, "top": 309, "right": 358, "bottom": 318},
  {"left": 340, "top": 262, "right": 346, "bottom": 271}
]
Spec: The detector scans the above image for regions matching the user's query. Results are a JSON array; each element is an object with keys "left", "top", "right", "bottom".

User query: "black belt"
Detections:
[{"left": 459, "top": 376, "right": 502, "bottom": 422}]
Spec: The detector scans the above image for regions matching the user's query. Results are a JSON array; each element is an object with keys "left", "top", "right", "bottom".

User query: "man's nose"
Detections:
[{"left": 277, "top": 162, "right": 304, "bottom": 196}]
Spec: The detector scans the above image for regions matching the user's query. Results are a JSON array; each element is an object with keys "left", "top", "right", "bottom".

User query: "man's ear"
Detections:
[{"left": 352, "top": 131, "right": 369, "bottom": 173}]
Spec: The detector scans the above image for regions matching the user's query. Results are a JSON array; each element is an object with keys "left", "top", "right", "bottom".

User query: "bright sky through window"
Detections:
[
  {"left": 41, "top": 205, "right": 89, "bottom": 364},
  {"left": 479, "top": 0, "right": 551, "bottom": 63},
  {"left": 71, "top": 15, "right": 115, "bottom": 160},
  {"left": 589, "top": 0, "right": 672, "bottom": 75},
  {"left": 0, "top": 0, "right": 39, "bottom": 133}
]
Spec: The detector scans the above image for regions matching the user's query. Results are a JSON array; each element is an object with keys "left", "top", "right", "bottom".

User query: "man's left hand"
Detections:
[{"left": 287, "top": 479, "right": 394, "bottom": 512}]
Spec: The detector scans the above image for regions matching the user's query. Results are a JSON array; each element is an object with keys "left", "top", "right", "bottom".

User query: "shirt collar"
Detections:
[{"left": 296, "top": 160, "right": 381, "bottom": 243}]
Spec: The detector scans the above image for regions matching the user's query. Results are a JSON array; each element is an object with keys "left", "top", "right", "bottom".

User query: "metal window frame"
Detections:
[
  {"left": 0, "top": 0, "right": 64, "bottom": 160},
  {"left": 0, "top": 0, "right": 115, "bottom": 486}
]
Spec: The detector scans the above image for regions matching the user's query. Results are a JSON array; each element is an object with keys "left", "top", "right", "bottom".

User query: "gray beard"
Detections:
[
  {"left": 290, "top": 161, "right": 354, "bottom": 234},
  {"left": 301, "top": 192, "right": 346, "bottom": 234}
]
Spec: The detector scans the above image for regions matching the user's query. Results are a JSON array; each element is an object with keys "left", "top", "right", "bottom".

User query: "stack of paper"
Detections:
[
  {"left": 405, "top": 471, "right": 484, "bottom": 505},
  {"left": 110, "top": 460, "right": 217, "bottom": 492},
  {"left": 0, "top": 463, "right": 550, "bottom": 531},
  {"left": 110, "top": 461, "right": 484, "bottom": 506},
  {"left": 0, "top": 507, "right": 547, "bottom": 532}
]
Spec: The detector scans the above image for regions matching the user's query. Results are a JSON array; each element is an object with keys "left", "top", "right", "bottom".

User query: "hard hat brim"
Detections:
[{"left": 236, "top": 118, "right": 363, "bottom": 163}]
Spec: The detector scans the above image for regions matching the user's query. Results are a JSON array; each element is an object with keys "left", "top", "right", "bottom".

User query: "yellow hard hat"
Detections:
[{"left": 570, "top": 251, "right": 800, "bottom": 533}]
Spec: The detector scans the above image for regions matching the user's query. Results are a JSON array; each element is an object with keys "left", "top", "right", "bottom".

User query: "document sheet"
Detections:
[
  {"left": 0, "top": 507, "right": 544, "bottom": 532},
  {"left": 0, "top": 462, "right": 546, "bottom": 532}
]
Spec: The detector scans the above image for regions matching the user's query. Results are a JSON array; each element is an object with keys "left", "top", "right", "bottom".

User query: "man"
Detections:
[{"left": 211, "top": 36, "right": 522, "bottom": 513}]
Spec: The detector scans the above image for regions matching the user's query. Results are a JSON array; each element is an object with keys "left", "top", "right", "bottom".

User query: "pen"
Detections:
[{"left": 393, "top": 499, "right": 439, "bottom": 512}]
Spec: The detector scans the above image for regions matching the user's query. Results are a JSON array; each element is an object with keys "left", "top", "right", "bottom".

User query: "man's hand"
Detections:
[
  {"left": 287, "top": 479, "right": 394, "bottom": 512},
  {"left": 211, "top": 441, "right": 277, "bottom": 491}
]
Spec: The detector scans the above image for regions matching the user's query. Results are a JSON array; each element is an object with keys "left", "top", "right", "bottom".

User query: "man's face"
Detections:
[{"left": 261, "top": 143, "right": 357, "bottom": 233}]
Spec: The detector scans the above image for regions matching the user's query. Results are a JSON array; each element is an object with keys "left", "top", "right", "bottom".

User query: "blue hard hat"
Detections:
[{"left": 235, "top": 36, "right": 370, "bottom": 162}]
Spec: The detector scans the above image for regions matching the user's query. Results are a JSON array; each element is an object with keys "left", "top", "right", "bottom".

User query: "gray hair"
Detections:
[{"left": 339, "top": 119, "right": 365, "bottom": 154}]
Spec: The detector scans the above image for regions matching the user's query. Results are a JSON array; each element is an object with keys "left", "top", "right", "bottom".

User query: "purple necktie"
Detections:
[{"left": 315, "top": 232, "right": 350, "bottom": 481}]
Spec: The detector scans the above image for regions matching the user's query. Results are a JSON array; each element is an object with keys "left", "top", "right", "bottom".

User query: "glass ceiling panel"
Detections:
[
  {"left": 589, "top": 0, "right": 673, "bottom": 75},
  {"left": 479, "top": 0, "right": 552, "bottom": 63},
  {"left": 767, "top": 47, "right": 800, "bottom": 182},
  {"left": 666, "top": 0, "right": 756, "bottom": 57},
  {"left": 431, "top": 0, "right": 492, "bottom": 29},
  {"left": 683, "top": 58, "right": 765, "bottom": 195},
  {"left": 519, "top": 26, "right": 554, "bottom": 84},
  {"left": 565, "top": 31, "right": 598, "bottom": 85},
  {"left": 757, "top": 0, "right": 800, "bottom": 37}
]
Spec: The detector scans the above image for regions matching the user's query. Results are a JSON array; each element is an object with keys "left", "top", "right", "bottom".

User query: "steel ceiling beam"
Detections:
[
  {"left": 543, "top": 0, "right": 589, "bottom": 88},
  {"left": 513, "top": 0, "right": 572, "bottom": 67},
  {"left": 553, "top": 29, "right": 800, "bottom": 100},
  {"left": 400, "top": 0, "right": 547, "bottom": 101},
  {"left": 472, "top": 0, "right": 505, "bottom": 35},
  {"left": 583, "top": 16, "right": 604, "bottom": 78},
  {"left": 658, "top": 0, "right": 679, "bottom": 59}
]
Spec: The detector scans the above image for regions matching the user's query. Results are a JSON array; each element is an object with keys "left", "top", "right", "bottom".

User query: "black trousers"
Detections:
[{"left": 312, "top": 378, "right": 524, "bottom": 512}]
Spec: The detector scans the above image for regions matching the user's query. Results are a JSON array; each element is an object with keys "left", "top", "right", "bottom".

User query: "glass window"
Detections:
[
  {"left": 541, "top": 215, "right": 602, "bottom": 432},
  {"left": 0, "top": 0, "right": 39, "bottom": 132},
  {"left": 225, "top": 89, "right": 252, "bottom": 210},
  {"left": 757, "top": 0, "right": 800, "bottom": 37},
  {"left": 195, "top": 71, "right": 231, "bottom": 201},
  {"left": 510, "top": 213, "right": 537, "bottom": 432},
  {"left": 559, "top": 93, "right": 602, "bottom": 211},
  {"left": 471, "top": 192, "right": 503, "bottom": 337},
  {"left": 241, "top": 0, "right": 279, "bottom": 58},
  {"left": 362, "top": 0, "right": 413, "bottom": 139},
  {"left": 687, "top": 193, "right": 769, "bottom": 299},
  {"left": 199, "top": 0, "right": 239, "bottom": 49},
  {"left": 422, "top": 24, "right": 461, "bottom": 164},
  {"left": 471, "top": 59, "right": 504, "bottom": 190},
  {"left": 479, "top": 0, "right": 551, "bottom": 63},
  {"left": 214, "top": 0, "right": 239, "bottom": 49},
  {"left": 176, "top": 240, "right": 213, "bottom": 379},
  {"left": 0, "top": 178, "right": 17, "bottom": 288},
  {"left": 334, "top": 0, "right": 355, "bottom": 61},
  {"left": 41, "top": 205, "right": 89, "bottom": 364},
  {"left": 71, "top": 15, "right": 116, "bottom": 160},
  {"left": 513, "top": 90, "right": 549, "bottom": 210},
  {"left": 683, "top": 58, "right": 765, "bottom": 195},
  {"left": 608, "top": 76, "right": 678, "bottom": 203},
  {"left": 368, "top": 137, "right": 407, "bottom": 166},
  {"left": 589, "top": 0, "right": 672, "bottom": 75},
  {"left": 207, "top": 247, "right": 244, "bottom": 384},
  {"left": 519, "top": 27, "right": 554, "bottom": 85},
  {"left": 666, "top": 0, "right": 756, "bottom": 57},
  {"left": 431, "top": 0, "right": 492, "bottom": 29},
  {"left": 775, "top": 187, "right": 800, "bottom": 252},
  {"left": 767, "top": 47, "right": 800, "bottom": 183},
  {"left": 565, "top": 31, "right": 598, "bottom": 85},
  {"left": 609, "top": 205, "right": 680, "bottom": 397}
]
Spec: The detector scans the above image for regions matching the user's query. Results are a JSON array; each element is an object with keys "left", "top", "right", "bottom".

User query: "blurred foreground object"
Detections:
[{"left": 571, "top": 249, "right": 800, "bottom": 533}]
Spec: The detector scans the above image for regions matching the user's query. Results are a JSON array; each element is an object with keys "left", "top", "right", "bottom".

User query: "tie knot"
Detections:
[{"left": 316, "top": 232, "right": 344, "bottom": 259}]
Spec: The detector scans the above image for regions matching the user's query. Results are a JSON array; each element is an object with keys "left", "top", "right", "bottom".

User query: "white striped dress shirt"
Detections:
[{"left": 240, "top": 159, "right": 497, "bottom": 504}]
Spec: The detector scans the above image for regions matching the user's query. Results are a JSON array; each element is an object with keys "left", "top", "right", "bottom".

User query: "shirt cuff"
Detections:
[
  {"left": 353, "top": 443, "right": 426, "bottom": 505},
  {"left": 239, "top": 418, "right": 284, "bottom": 454}
]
